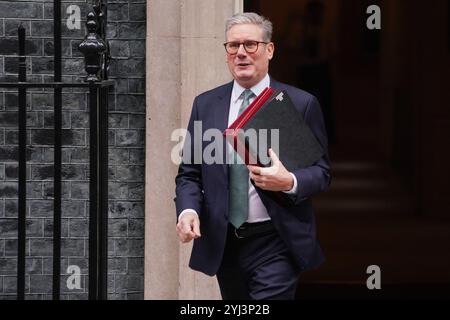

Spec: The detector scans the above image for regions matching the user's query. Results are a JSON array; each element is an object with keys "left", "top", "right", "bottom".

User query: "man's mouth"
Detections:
[{"left": 237, "top": 63, "right": 251, "bottom": 67}]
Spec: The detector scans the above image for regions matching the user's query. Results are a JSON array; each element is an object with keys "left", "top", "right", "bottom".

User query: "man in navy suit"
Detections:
[{"left": 175, "top": 12, "right": 331, "bottom": 300}]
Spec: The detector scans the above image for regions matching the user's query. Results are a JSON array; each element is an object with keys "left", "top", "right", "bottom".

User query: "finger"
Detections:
[
  {"left": 254, "top": 181, "right": 266, "bottom": 189},
  {"left": 176, "top": 224, "right": 187, "bottom": 239},
  {"left": 269, "top": 148, "right": 280, "bottom": 165},
  {"left": 181, "top": 235, "right": 192, "bottom": 243},
  {"left": 250, "top": 172, "right": 264, "bottom": 183},
  {"left": 257, "top": 175, "right": 266, "bottom": 183},
  {"left": 192, "top": 220, "right": 201, "bottom": 238},
  {"left": 188, "top": 231, "right": 196, "bottom": 239},
  {"left": 247, "top": 165, "right": 261, "bottom": 175},
  {"left": 181, "top": 220, "right": 193, "bottom": 235},
  {"left": 259, "top": 165, "right": 279, "bottom": 176},
  {"left": 177, "top": 229, "right": 188, "bottom": 242},
  {"left": 181, "top": 231, "right": 194, "bottom": 243}
]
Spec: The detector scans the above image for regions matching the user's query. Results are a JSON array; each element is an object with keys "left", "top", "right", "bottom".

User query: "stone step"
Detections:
[
  {"left": 312, "top": 160, "right": 414, "bottom": 215},
  {"left": 302, "top": 160, "right": 450, "bottom": 285},
  {"left": 314, "top": 195, "right": 415, "bottom": 216},
  {"left": 296, "top": 282, "right": 450, "bottom": 299},
  {"left": 304, "top": 216, "right": 450, "bottom": 283}
]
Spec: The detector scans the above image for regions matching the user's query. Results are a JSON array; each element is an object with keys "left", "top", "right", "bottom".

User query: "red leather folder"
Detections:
[
  {"left": 223, "top": 86, "right": 293, "bottom": 205},
  {"left": 223, "top": 86, "right": 325, "bottom": 206},
  {"left": 223, "top": 87, "right": 274, "bottom": 166}
]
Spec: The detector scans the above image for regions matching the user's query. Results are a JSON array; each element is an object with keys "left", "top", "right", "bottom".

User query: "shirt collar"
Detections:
[{"left": 231, "top": 73, "right": 271, "bottom": 103}]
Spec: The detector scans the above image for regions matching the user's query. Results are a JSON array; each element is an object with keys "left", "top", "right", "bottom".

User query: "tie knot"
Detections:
[
  {"left": 242, "top": 89, "right": 254, "bottom": 101},
  {"left": 237, "top": 89, "right": 254, "bottom": 116}
]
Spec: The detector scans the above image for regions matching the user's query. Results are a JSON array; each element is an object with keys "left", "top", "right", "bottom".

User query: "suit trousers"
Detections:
[{"left": 216, "top": 223, "right": 300, "bottom": 300}]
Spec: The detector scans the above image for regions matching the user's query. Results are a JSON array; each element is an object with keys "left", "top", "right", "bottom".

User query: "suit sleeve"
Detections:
[
  {"left": 291, "top": 95, "right": 331, "bottom": 204},
  {"left": 175, "top": 97, "right": 204, "bottom": 219}
]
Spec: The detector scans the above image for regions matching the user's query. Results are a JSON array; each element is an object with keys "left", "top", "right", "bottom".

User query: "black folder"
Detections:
[
  {"left": 223, "top": 89, "right": 325, "bottom": 206},
  {"left": 237, "top": 89, "right": 324, "bottom": 172}
]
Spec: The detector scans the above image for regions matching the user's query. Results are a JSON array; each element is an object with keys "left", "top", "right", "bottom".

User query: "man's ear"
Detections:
[{"left": 267, "top": 42, "right": 275, "bottom": 60}]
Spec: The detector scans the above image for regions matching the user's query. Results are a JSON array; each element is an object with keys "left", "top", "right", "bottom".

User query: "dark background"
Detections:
[{"left": 246, "top": 0, "right": 450, "bottom": 299}]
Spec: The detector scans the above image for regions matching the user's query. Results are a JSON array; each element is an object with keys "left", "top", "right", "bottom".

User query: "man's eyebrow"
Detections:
[{"left": 228, "top": 39, "right": 260, "bottom": 43}]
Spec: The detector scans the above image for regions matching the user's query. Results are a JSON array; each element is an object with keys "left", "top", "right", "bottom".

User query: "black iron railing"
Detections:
[{"left": 0, "top": 0, "right": 114, "bottom": 300}]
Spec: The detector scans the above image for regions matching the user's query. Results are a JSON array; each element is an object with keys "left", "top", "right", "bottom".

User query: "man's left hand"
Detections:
[{"left": 247, "top": 148, "right": 294, "bottom": 192}]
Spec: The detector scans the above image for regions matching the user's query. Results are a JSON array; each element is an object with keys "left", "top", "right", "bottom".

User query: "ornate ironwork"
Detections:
[
  {"left": 78, "top": 11, "right": 106, "bottom": 81},
  {"left": 0, "top": 0, "right": 114, "bottom": 300},
  {"left": 93, "top": 0, "right": 111, "bottom": 80}
]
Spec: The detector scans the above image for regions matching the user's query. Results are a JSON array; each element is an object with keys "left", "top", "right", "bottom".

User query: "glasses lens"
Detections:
[
  {"left": 244, "top": 41, "right": 258, "bottom": 53},
  {"left": 226, "top": 42, "right": 239, "bottom": 53},
  {"left": 225, "top": 41, "right": 262, "bottom": 54}
]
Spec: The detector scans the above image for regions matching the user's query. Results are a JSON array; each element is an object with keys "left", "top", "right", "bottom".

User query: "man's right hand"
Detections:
[{"left": 176, "top": 212, "right": 201, "bottom": 243}]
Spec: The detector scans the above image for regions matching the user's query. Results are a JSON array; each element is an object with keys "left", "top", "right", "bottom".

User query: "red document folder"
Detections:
[
  {"left": 223, "top": 87, "right": 274, "bottom": 166},
  {"left": 223, "top": 86, "right": 293, "bottom": 205},
  {"left": 224, "top": 86, "right": 324, "bottom": 170},
  {"left": 222, "top": 86, "right": 325, "bottom": 206}
]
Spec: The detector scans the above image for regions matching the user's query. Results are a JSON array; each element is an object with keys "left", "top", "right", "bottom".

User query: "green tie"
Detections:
[{"left": 229, "top": 89, "right": 254, "bottom": 228}]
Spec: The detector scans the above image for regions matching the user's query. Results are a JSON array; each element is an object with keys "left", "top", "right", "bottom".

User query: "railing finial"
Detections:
[{"left": 78, "top": 11, "right": 106, "bottom": 82}]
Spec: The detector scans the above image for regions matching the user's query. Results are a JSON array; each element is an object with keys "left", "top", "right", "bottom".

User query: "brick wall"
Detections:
[{"left": 0, "top": 0, "right": 145, "bottom": 300}]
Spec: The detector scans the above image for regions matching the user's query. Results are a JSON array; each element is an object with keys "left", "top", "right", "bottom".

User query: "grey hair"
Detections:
[{"left": 225, "top": 12, "right": 273, "bottom": 42}]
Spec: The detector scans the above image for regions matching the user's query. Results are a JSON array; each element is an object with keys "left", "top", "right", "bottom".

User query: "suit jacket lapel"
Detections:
[{"left": 269, "top": 77, "right": 284, "bottom": 91}]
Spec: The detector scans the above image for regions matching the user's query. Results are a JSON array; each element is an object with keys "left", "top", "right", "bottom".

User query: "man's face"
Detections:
[{"left": 226, "top": 24, "right": 274, "bottom": 88}]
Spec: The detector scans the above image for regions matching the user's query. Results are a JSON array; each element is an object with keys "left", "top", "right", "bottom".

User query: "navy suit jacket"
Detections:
[{"left": 175, "top": 78, "right": 331, "bottom": 276}]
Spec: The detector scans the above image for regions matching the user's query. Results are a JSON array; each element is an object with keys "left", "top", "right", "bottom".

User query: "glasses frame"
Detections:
[{"left": 223, "top": 40, "right": 269, "bottom": 54}]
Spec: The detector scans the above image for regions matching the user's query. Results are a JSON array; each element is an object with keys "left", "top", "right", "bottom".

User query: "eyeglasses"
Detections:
[{"left": 223, "top": 40, "right": 269, "bottom": 54}]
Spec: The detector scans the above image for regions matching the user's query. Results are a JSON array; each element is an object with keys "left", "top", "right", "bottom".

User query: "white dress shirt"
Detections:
[{"left": 179, "top": 73, "right": 298, "bottom": 222}]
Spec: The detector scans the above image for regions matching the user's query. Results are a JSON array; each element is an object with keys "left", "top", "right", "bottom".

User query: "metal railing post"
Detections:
[
  {"left": 52, "top": 0, "right": 62, "bottom": 300},
  {"left": 79, "top": 4, "right": 109, "bottom": 299},
  {"left": 17, "top": 24, "right": 27, "bottom": 301}
]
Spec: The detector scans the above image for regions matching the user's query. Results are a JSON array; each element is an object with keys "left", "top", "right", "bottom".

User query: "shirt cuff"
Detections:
[
  {"left": 282, "top": 173, "right": 298, "bottom": 195},
  {"left": 178, "top": 209, "right": 199, "bottom": 222}
]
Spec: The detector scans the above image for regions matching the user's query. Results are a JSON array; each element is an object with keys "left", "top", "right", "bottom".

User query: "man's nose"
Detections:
[{"left": 236, "top": 43, "right": 248, "bottom": 57}]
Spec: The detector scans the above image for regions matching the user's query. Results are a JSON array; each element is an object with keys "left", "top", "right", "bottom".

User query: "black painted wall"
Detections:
[{"left": 0, "top": 0, "right": 145, "bottom": 300}]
